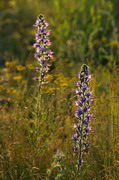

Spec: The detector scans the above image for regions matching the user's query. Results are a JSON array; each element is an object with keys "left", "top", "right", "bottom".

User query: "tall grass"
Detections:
[{"left": 0, "top": 64, "right": 119, "bottom": 179}]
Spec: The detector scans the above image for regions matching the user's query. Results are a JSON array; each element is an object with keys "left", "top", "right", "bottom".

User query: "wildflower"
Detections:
[
  {"left": 5, "top": 61, "right": 18, "bottom": 67},
  {"left": 13, "top": 75, "right": 22, "bottom": 80},
  {"left": 54, "top": 73, "right": 70, "bottom": 88},
  {"left": 33, "top": 14, "right": 53, "bottom": 87},
  {"left": 7, "top": 87, "right": 16, "bottom": 93},
  {"left": 16, "top": 65, "right": 26, "bottom": 71},
  {"left": 73, "top": 64, "right": 93, "bottom": 170}
]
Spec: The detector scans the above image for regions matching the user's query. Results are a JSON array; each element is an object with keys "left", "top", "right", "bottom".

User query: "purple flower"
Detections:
[
  {"left": 85, "top": 126, "right": 91, "bottom": 133},
  {"left": 80, "top": 78, "right": 84, "bottom": 83},
  {"left": 34, "top": 53, "right": 40, "bottom": 58},
  {"left": 86, "top": 113, "right": 93, "bottom": 120},
  {"left": 75, "top": 89, "right": 82, "bottom": 95},
  {"left": 75, "top": 107, "right": 82, "bottom": 118},
  {"left": 85, "top": 70, "right": 89, "bottom": 75},
  {"left": 86, "top": 91, "right": 92, "bottom": 97},
  {"left": 73, "top": 64, "right": 93, "bottom": 170},
  {"left": 78, "top": 159, "right": 83, "bottom": 166},
  {"left": 33, "top": 14, "right": 54, "bottom": 86},
  {"left": 75, "top": 100, "right": 82, "bottom": 106},
  {"left": 83, "top": 142, "right": 90, "bottom": 151},
  {"left": 77, "top": 81, "right": 82, "bottom": 87},
  {"left": 38, "top": 59, "right": 46, "bottom": 64},
  {"left": 40, "top": 47, "right": 46, "bottom": 52},
  {"left": 73, "top": 145, "right": 78, "bottom": 153},
  {"left": 83, "top": 132, "right": 88, "bottom": 138},
  {"left": 72, "top": 133, "right": 79, "bottom": 140},
  {"left": 45, "top": 30, "right": 51, "bottom": 36},
  {"left": 33, "top": 43, "right": 39, "bottom": 48},
  {"left": 83, "top": 118, "right": 89, "bottom": 125},
  {"left": 87, "top": 75, "right": 92, "bottom": 81},
  {"left": 83, "top": 106, "right": 90, "bottom": 112},
  {"left": 78, "top": 73, "right": 83, "bottom": 78},
  {"left": 36, "top": 67, "right": 40, "bottom": 71},
  {"left": 82, "top": 85, "right": 88, "bottom": 91},
  {"left": 74, "top": 123, "right": 80, "bottom": 129},
  {"left": 80, "top": 96, "right": 86, "bottom": 103}
]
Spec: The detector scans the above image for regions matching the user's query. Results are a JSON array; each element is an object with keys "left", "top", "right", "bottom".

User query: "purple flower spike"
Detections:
[
  {"left": 33, "top": 14, "right": 54, "bottom": 87},
  {"left": 73, "top": 64, "right": 93, "bottom": 170}
]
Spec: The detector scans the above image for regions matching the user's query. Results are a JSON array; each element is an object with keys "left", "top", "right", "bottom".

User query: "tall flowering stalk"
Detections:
[
  {"left": 32, "top": 15, "right": 53, "bottom": 145},
  {"left": 33, "top": 14, "right": 53, "bottom": 87},
  {"left": 72, "top": 64, "right": 93, "bottom": 171}
]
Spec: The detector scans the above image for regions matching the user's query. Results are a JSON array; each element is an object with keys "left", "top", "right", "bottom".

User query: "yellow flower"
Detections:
[
  {"left": 45, "top": 74, "right": 53, "bottom": 81},
  {"left": 16, "top": 65, "right": 26, "bottom": 71},
  {"left": 0, "top": 85, "right": 4, "bottom": 89},
  {"left": 5, "top": 61, "right": 18, "bottom": 67},
  {"left": 41, "top": 86, "right": 55, "bottom": 93},
  {"left": 26, "top": 63, "right": 34, "bottom": 70},
  {"left": 5, "top": 62, "right": 10, "bottom": 66},
  {"left": 7, "top": 87, "right": 16, "bottom": 93},
  {"left": 13, "top": 75, "right": 22, "bottom": 80},
  {"left": 54, "top": 73, "right": 70, "bottom": 87}
]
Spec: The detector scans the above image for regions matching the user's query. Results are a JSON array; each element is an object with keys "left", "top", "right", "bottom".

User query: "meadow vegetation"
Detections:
[{"left": 0, "top": 0, "right": 119, "bottom": 179}]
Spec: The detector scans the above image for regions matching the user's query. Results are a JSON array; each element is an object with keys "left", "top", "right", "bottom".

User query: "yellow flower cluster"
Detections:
[
  {"left": 54, "top": 73, "right": 71, "bottom": 87},
  {"left": 13, "top": 75, "right": 22, "bottom": 80},
  {"left": 0, "top": 60, "right": 33, "bottom": 99},
  {"left": 5, "top": 61, "right": 18, "bottom": 67},
  {"left": 5, "top": 60, "right": 34, "bottom": 70},
  {"left": 16, "top": 65, "right": 26, "bottom": 71},
  {"left": 41, "top": 86, "right": 55, "bottom": 93},
  {"left": 7, "top": 87, "right": 16, "bottom": 94}
]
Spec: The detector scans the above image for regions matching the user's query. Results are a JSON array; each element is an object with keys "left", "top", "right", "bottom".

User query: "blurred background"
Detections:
[
  {"left": 0, "top": 0, "right": 119, "bottom": 65},
  {"left": 0, "top": 0, "right": 119, "bottom": 179}
]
